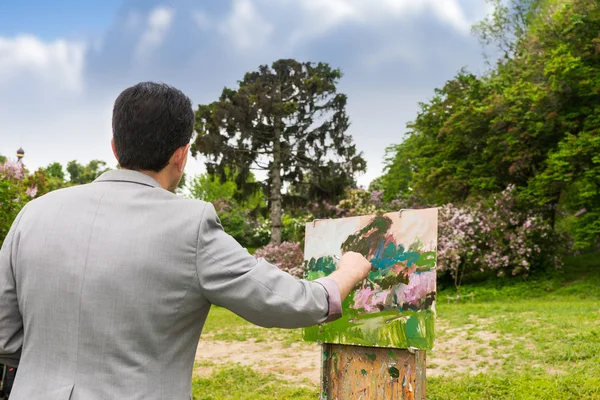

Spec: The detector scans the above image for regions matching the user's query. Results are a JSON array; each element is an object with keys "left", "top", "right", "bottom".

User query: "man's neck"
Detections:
[{"left": 124, "top": 168, "right": 171, "bottom": 191}]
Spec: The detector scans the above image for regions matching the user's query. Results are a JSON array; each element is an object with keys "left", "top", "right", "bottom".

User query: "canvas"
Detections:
[{"left": 303, "top": 209, "right": 438, "bottom": 350}]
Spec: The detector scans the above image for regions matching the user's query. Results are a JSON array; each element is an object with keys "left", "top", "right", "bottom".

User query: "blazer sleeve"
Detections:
[
  {"left": 196, "top": 203, "right": 342, "bottom": 328},
  {"left": 0, "top": 208, "right": 25, "bottom": 368}
]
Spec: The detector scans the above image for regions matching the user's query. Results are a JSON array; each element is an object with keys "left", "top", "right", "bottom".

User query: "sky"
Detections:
[{"left": 0, "top": 0, "right": 492, "bottom": 187}]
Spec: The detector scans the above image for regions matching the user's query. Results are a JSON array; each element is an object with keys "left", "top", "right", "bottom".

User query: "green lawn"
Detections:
[{"left": 192, "top": 253, "right": 600, "bottom": 399}]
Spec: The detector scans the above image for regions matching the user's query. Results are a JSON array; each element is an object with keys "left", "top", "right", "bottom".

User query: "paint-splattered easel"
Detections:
[{"left": 320, "top": 344, "right": 426, "bottom": 399}]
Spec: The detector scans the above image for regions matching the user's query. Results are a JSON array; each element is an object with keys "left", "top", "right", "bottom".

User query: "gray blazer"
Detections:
[{"left": 0, "top": 169, "right": 339, "bottom": 399}]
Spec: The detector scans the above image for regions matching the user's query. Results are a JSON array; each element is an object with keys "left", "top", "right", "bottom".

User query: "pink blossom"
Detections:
[
  {"left": 398, "top": 271, "right": 436, "bottom": 306},
  {"left": 26, "top": 185, "right": 38, "bottom": 198},
  {"left": 0, "top": 160, "right": 24, "bottom": 180},
  {"left": 351, "top": 287, "right": 391, "bottom": 312},
  {"left": 255, "top": 242, "right": 304, "bottom": 278}
]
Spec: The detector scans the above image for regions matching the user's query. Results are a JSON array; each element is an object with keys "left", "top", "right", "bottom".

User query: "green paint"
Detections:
[
  {"left": 407, "top": 237, "right": 424, "bottom": 252},
  {"left": 303, "top": 310, "right": 435, "bottom": 350},
  {"left": 416, "top": 251, "right": 437, "bottom": 270},
  {"left": 365, "top": 353, "right": 377, "bottom": 361},
  {"left": 388, "top": 350, "right": 395, "bottom": 359},
  {"left": 389, "top": 367, "right": 400, "bottom": 379},
  {"left": 361, "top": 369, "right": 368, "bottom": 376}
]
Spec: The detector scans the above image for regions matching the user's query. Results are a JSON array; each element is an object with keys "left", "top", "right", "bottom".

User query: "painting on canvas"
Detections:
[{"left": 303, "top": 208, "right": 438, "bottom": 350}]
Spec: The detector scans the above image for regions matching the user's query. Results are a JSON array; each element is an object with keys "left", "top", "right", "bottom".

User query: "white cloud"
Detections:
[
  {"left": 135, "top": 6, "right": 174, "bottom": 57},
  {"left": 429, "top": 0, "right": 473, "bottom": 34},
  {"left": 219, "top": 0, "right": 273, "bottom": 51},
  {"left": 298, "top": 0, "right": 358, "bottom": 22},
  {"left": 0, "top": 35, "right": 86, "bottom": 93},
  {"left": 0, "top": 0, "right": 489, "bottom": 188},
  {"left": 290, "top": 0, "right": 474, "bottom": 43}
]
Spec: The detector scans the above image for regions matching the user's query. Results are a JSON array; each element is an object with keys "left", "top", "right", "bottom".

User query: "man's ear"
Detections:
[{"left": 175, "top": 144, "right": 191, "bottom": 173}]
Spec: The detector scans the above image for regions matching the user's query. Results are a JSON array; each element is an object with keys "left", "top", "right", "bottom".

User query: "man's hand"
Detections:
[{"left": 327, "top": 252, "right": 372, "bottom": 301}]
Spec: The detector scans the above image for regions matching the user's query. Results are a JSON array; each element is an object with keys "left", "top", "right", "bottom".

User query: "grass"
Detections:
[
  {"left": 192, "top": 253, "right": 600, "bottom": 399},
  {"left": 202, "top": 307, "right": 302, "bottom": 345},
  {"left": 428, "top": 298, "right": 600, "bottom": 399},
  {"left": 192, "top": 365, "right": 318, "bottom": 400}
]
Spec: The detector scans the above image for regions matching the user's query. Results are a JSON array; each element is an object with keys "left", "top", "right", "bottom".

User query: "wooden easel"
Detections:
[{"left": 320, "top": 344, "right": 426, "bottom": 400}]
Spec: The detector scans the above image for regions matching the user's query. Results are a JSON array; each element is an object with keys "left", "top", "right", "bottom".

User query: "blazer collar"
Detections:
[{"left": 94, "top": 169, "right": 162, "bottom": 188}]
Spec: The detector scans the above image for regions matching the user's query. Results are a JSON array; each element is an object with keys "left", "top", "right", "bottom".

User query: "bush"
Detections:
[
  {"left": 281, "top": 214, "right": 314, "bottom": 246},
  {"left": 0, "top": 160, "right": 40, "bottom": 246},
  {"left": 437, "top": 185, "right": 565, "bottom": 289},
  {"left": 245, "top": 218, "right": 271, "bottom": 248},
  {"left": 212, "top": 198, "right": 269, "bottom": 248},
  {"left": 254, "top": 242, "right": 304, "bottom": 278}
]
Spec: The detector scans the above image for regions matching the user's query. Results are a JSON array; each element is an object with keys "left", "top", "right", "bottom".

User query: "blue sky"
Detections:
[{"left": 0, "top": 0, "right": 492, "bottom": 186}]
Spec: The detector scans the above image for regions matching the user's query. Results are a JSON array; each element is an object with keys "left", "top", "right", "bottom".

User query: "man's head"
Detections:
[{"left": 112, "top": 82, "right": 195, "bottom": 191}]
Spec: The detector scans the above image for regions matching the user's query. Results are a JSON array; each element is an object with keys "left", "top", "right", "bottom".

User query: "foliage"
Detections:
[
  {"left": 437, "top": 185, "right": 565, "bottom": 289},
  {"left": 381, "top": 0, "right": 600, "bottom": 248},
  {"left": 335, "top": 187, "right": 407, "bottom": 218},
  {"left": 210, "top": 198, "right": 252, "bottom": 245},
  {"left": 254, "top": 241, "right": 304, "bottom": 278},
  {"left": 287, "top": 161, "right": 360, "bottom": 207},
  {"left": 281, "top": 213, "right": 312, "bottom": 246},
  {"left": 189, "top": 168, "right": 265, "bottom": 211},
  {"left": 189, "top": 170, "right": 267, "bottom": 248},
  {"left": 192, "top": 59, "right": 366, "bottom": 244},
  {"left": 472, "top": 0, "right": 543, "bottom": 60},
  {"left": 66, "top": 159, "right": 109, "bottom": 184},
  {"left": 190, "top": 172, "right": 237, "bottom": 203},
  {"left": 0, "top": 160, "right": 41, "bottom": 246},
  {"left": 43, "top": 162, "right": 68, "bottom": 192}
]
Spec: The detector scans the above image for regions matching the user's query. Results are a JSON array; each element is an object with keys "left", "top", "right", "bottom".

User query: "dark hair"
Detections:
[{"left": 112, "top": 82, "right": 195, "bottom": 172}]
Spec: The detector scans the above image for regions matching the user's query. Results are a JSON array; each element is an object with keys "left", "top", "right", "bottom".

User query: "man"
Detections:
[{"left": 0, "top": 82, "right": 371, "bottom": 399}]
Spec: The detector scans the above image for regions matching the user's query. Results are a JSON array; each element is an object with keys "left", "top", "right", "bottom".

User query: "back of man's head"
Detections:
[{"left": 112, "top": 82, "right": 195, "bottom": 172}]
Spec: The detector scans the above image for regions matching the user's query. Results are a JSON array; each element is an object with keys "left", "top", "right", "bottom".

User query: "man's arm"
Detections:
[
  {"left": 0, "top": 209, "right": 25, "bottom": 368},
  {"left": 195, "top": 203, "right": 370, "bottom": 329}
]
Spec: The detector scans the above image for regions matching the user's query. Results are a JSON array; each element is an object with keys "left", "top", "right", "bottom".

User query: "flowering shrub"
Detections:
[
  {"left": 336, "top": 188, "right": 412, "bottom": 218},
  {"left": 0, "top": 160, "right": 41, "bottom": 246},
  {"left": 247, "top": 219, "right": 271, "bottom": 248},
  {"left": 254, "top": 241, "right": 305, "bottom": 278},
  {"left": 337, "top": 188, "right": 378, "bottom": 216},
  {"left": 249, "top": 184, "right": 564, "bottom": 288},
  {"left": 437, "top": 185, "right": 564, "bottom": 288}
]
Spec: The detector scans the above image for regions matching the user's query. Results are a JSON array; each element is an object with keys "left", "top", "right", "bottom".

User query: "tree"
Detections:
[
  {"left": 67, "top": 160, "right": 109, "bottom": 185},
  {"left": 193, "top": 59, "right": 366, "bottom": 243},
  {"left": 472, "top": 0, "right": 543, "bottom": 61},
  {"left": 382, "top": 70, "right": 499, "bottom": 205},
  {"left": 382, "top": 0, "right": 600, "bottom": 247},
  {"left": 288, "top": 161, "right": 359, "bottom": 207},
  {"left": 380, "top": 143, "right": 414, "bottom": 202},
  {"left": 189, "top": 168, "right": 265, "bottom": 211},
  {"left": 44, "top": 162, "right": 65, "bottom": 180},
  {"left": 42, "top": 162, "right": 67, "bottom": 192}
]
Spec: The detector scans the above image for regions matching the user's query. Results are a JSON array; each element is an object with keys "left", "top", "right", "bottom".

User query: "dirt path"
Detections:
[
  {"left": 195, "top": 321, "right": 508, "bottom": 384},
  {"left": 195, "top": 339, "right": 321, "bottom": 385}
]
